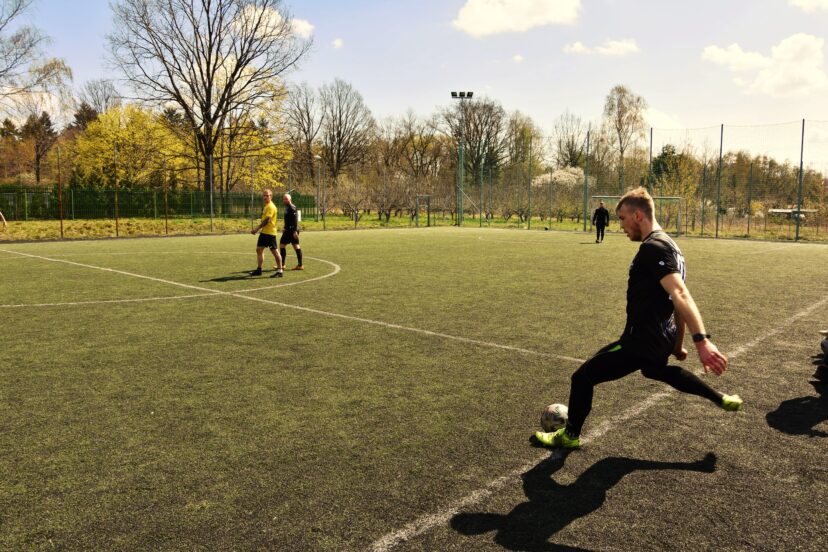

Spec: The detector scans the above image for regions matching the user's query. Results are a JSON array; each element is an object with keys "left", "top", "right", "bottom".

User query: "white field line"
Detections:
[
  {"left": 0, "top": 248, "right": 583, "bottom": 364},
  {"left": 0, "top": 254, "right": 339, "bottom": 308},
  {"left": 0, "top": 294, "right": 213, "bottom": 308},
  {"left": 368, "top": 295, "right": 828, "bottom": 552},
  {"left": 239, "top": 257, "right": 341, "bottom": 292}
]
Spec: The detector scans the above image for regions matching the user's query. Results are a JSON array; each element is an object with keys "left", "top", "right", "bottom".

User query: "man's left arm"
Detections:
[{"left": 660, "top": 272, "right": 728, "bottom": 375}]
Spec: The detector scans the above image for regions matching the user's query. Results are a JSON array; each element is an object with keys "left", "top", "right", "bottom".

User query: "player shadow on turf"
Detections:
[
  {"left": 766, "top": 380, "right": 828, "bottom": 438},
  {"left": 202, "top": 271, "right": 267, "bottom": 282},
  {"left": 451, "top": 451, "right": 717, "bottom": 552}
]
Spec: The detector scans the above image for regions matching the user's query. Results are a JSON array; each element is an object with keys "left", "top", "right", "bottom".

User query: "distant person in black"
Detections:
[
  {"left": 280, "top": 193, "right": 304, "bottom": 270},
  {"left": 535, "top": 187, "right": 741, "bottom": 449},
  {"left": 592, "top": 201, "right": 609, "bottom": 243}
]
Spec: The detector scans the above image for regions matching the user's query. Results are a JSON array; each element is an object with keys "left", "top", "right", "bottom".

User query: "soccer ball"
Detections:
[{"left": 540, "top": 403, "right": 568, "bottom": 432}]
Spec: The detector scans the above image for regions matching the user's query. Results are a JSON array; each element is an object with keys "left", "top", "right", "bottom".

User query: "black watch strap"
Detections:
[{"left": 692, "top": 333, "right": 711, "bottom": 343}]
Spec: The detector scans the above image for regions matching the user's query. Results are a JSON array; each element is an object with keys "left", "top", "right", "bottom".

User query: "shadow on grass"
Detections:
[
  {"left": 766, "top": 380, "right": 827, "bottom": 437},
  {"left": 202, "top": 270, "right": 269, "bottom": 282},
  {"left": 451, "top": 450, "right": 717, "bottom": 551}
]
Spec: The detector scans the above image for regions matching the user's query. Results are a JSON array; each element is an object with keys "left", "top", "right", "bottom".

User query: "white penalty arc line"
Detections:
[
  {"left": 0, "top": 254, "right": 340, "bottom": 308},
  {"left": 0, "top": 248, "right": 583, "bottom": 364},
  {"left": 368, "top": 295, "right": 828, "bottom": 552}
]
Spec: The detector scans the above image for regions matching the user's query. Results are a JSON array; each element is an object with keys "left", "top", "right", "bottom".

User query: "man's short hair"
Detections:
[
  {"left": 283, "top": 193, "right": 292, "bottom": 201},
  {"left": 263, "top": 189, "right": 273, "bottom": 197},
  {"left": 616, "top": 187, "right": 654, "bottom": 220}
]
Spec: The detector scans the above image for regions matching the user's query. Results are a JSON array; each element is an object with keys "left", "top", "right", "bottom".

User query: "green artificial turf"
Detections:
[{"left": 1, "top": 228, "right": 826, "bottom": 550}]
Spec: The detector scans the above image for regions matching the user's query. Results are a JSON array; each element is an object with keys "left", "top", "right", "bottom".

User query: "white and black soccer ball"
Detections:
[{"left": 540, "top": 403, "right": 568, "bottom": 432}]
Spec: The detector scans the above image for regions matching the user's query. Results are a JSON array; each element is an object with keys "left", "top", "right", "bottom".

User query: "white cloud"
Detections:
[
  {"left": 234, "top": 6, "right": 312, "bottom": 41},
  {"left": 453, "top": 0, "right": 581, "bottom": 38},
  {"left": 332, "top": 38, "right": 344, "bottom": 49},
  {"left": 291, "top": 18, "right": 314, "bottom": 39},
  {"left": 701, "top": 44, "right": 770, "bottom": 72},
  {"left": 702, "top": 33, "right": 828, "bottom": 97},
  {"left": 644, "top": 108, "right": 684, "bottom": 130},
  {"left": 513, "top": 54, "right": 525, "bottom": 63},
  {"left": 595, "top": 39, "right": 640, "bottom": 56},
  {"left": 563, "top": 38, "right": 640, "bottom": 56},
  {"left": 788, "top": 0, "right": 828, "bottom": 12},
  {"left": 563, "top": 41, "right": 590, "bottom": 54}
]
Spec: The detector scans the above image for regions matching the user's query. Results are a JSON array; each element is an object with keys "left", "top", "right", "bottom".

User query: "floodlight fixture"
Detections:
[{"left": 451, "top": 91, "right": 458, "bottom": 98}]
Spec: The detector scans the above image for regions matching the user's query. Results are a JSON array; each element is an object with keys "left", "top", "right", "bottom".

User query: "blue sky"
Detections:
[{"left": 27, "top": 0, "right": 828, "bottom": 141}]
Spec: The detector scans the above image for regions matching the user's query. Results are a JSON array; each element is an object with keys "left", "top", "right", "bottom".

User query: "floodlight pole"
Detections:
[
  {"left": 451, "top": 91, "right": 473, "bottom": 226},
  {"left": 795, "top": 118, "right": 805, "bottom": 241},
  {"left": 479, "top": 163, "right": 483, "bottom": 228}
]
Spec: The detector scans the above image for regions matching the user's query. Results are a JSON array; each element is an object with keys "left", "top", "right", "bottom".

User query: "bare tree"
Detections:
[
  {"left": 551, "top": 111, "right": 586, "bottom": 168},
  {"left": 443, "top": 97, "right": 507, "bottom": 186},
  {"left": 603, "top": 84, "right": 647, "bottom": 191},
  {"left": 319, "top": 78, "right": 375, "bottom": 182},
  {"left": 79, "top": 79, "right": 122, "bottom": 114},
  {"left": 109, "top": 0, "right": 311, "bottom": 192},
  {"left": 0, "top": 0, "right": 69, "bottom": 103},
  {"left": 399, "top": 111, "right": 443, "bottom": 179},
  {"left": 285, "top": 81, "right": 323, "bottom": 184}
]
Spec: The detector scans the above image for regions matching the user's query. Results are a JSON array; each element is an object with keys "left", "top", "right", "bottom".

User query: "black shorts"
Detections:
[
  {"left": 257, "top": 233, "right": 278, "bottom": 249},
  {"left": 280, "top": 229, "right": 300, "bottom": 245}
]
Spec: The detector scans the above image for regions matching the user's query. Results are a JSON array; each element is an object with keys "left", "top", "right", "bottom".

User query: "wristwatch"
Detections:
[{"left": 692, "top": 333, "right": 711, "bottom": 343}]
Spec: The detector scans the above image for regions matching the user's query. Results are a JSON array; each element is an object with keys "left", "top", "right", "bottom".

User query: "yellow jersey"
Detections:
[{"left": 260, "top": 201, "right": 278, "bottom": 235}]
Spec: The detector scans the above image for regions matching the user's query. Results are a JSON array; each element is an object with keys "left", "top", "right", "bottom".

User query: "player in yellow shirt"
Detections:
[{"left": 250, "top": 189, "right": 284, "bottom": 277}]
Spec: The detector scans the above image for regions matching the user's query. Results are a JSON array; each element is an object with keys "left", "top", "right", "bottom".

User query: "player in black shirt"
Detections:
[
  {"left": 592, "top": 201, "right": 609, "bottom": 243},
  {"left": 536, "top": 187, "right": 742, "bottom": 449},
  {"left": 280, "top": 193, "right": 304, "bottom": 270}
]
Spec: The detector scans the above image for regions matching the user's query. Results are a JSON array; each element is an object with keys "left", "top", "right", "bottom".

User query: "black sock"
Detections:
[
  {"left": 641, "top": 364, "right": 723, "bottom": 404},
  {"left": 296, "top": 248, "right": 303, "bottom": 266},
  {"left": 280, "top": 248, "right": 287, "bottom": 266}
]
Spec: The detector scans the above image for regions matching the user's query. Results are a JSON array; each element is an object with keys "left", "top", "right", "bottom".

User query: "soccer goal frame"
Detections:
[
  {"left": 415, "top": 195, "right": 431, "bottom": 227},
  {"left": 591, "top": 195, "right": 686, "bottom": 235}
]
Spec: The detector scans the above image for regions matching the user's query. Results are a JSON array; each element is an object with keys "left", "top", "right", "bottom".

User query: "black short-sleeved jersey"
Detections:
[
  {"left": 283, "top": 203, "right": 298, "bottom": 231},
  {"left": 620, "top": 230, "right": 686, "bottom": 361}
]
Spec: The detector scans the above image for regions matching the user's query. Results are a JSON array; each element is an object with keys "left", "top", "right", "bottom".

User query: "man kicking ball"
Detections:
[
  {"left": 535, "top": 187, "right": 742, "bottom": 449},
  {"left": 250, "top": 189, "right": 283, "bottom": 278}
]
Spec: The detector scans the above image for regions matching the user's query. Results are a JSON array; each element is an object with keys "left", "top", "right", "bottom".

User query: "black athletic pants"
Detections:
[
  {"left": 565, "top": 341, "right": 723, "bottom": 437},
  {"left": 595, "top": 224, "right": 605, "bottom": 242}
]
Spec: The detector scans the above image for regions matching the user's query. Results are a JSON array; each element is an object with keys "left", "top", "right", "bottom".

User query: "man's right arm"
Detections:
[
  {"left": 251, "top": 216, "right": 269, "bottom": 235},
  {"left": 660, "top": 272, "right": 728, "bottom": 375}
]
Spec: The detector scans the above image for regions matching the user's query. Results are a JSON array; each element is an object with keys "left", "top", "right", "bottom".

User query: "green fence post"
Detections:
[
  {"left": 527, "top": 134, "right": 532, "bottom": 230},
  {"left": 700, "top": 165, "right": 707, "bottom": 237},
  {"left": 715, "top": 124, "right": 723, "bottom": 239},
  {"left": 747, "top": 163, "right": 753, "bottom": 236},
  {"left": 23, "top": 190, "right": 28, "bottom": 221},
  {"left": 583, "top": 128, "right": 591, "bottom": 232}
]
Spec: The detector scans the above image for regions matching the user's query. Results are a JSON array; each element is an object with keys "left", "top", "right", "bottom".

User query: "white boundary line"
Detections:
[
  {"left": 368, "top": 295, "right": 828, "bottom": 552},
  {"left": 0, "top": 248, "right": 583, "bottom": 363}
]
